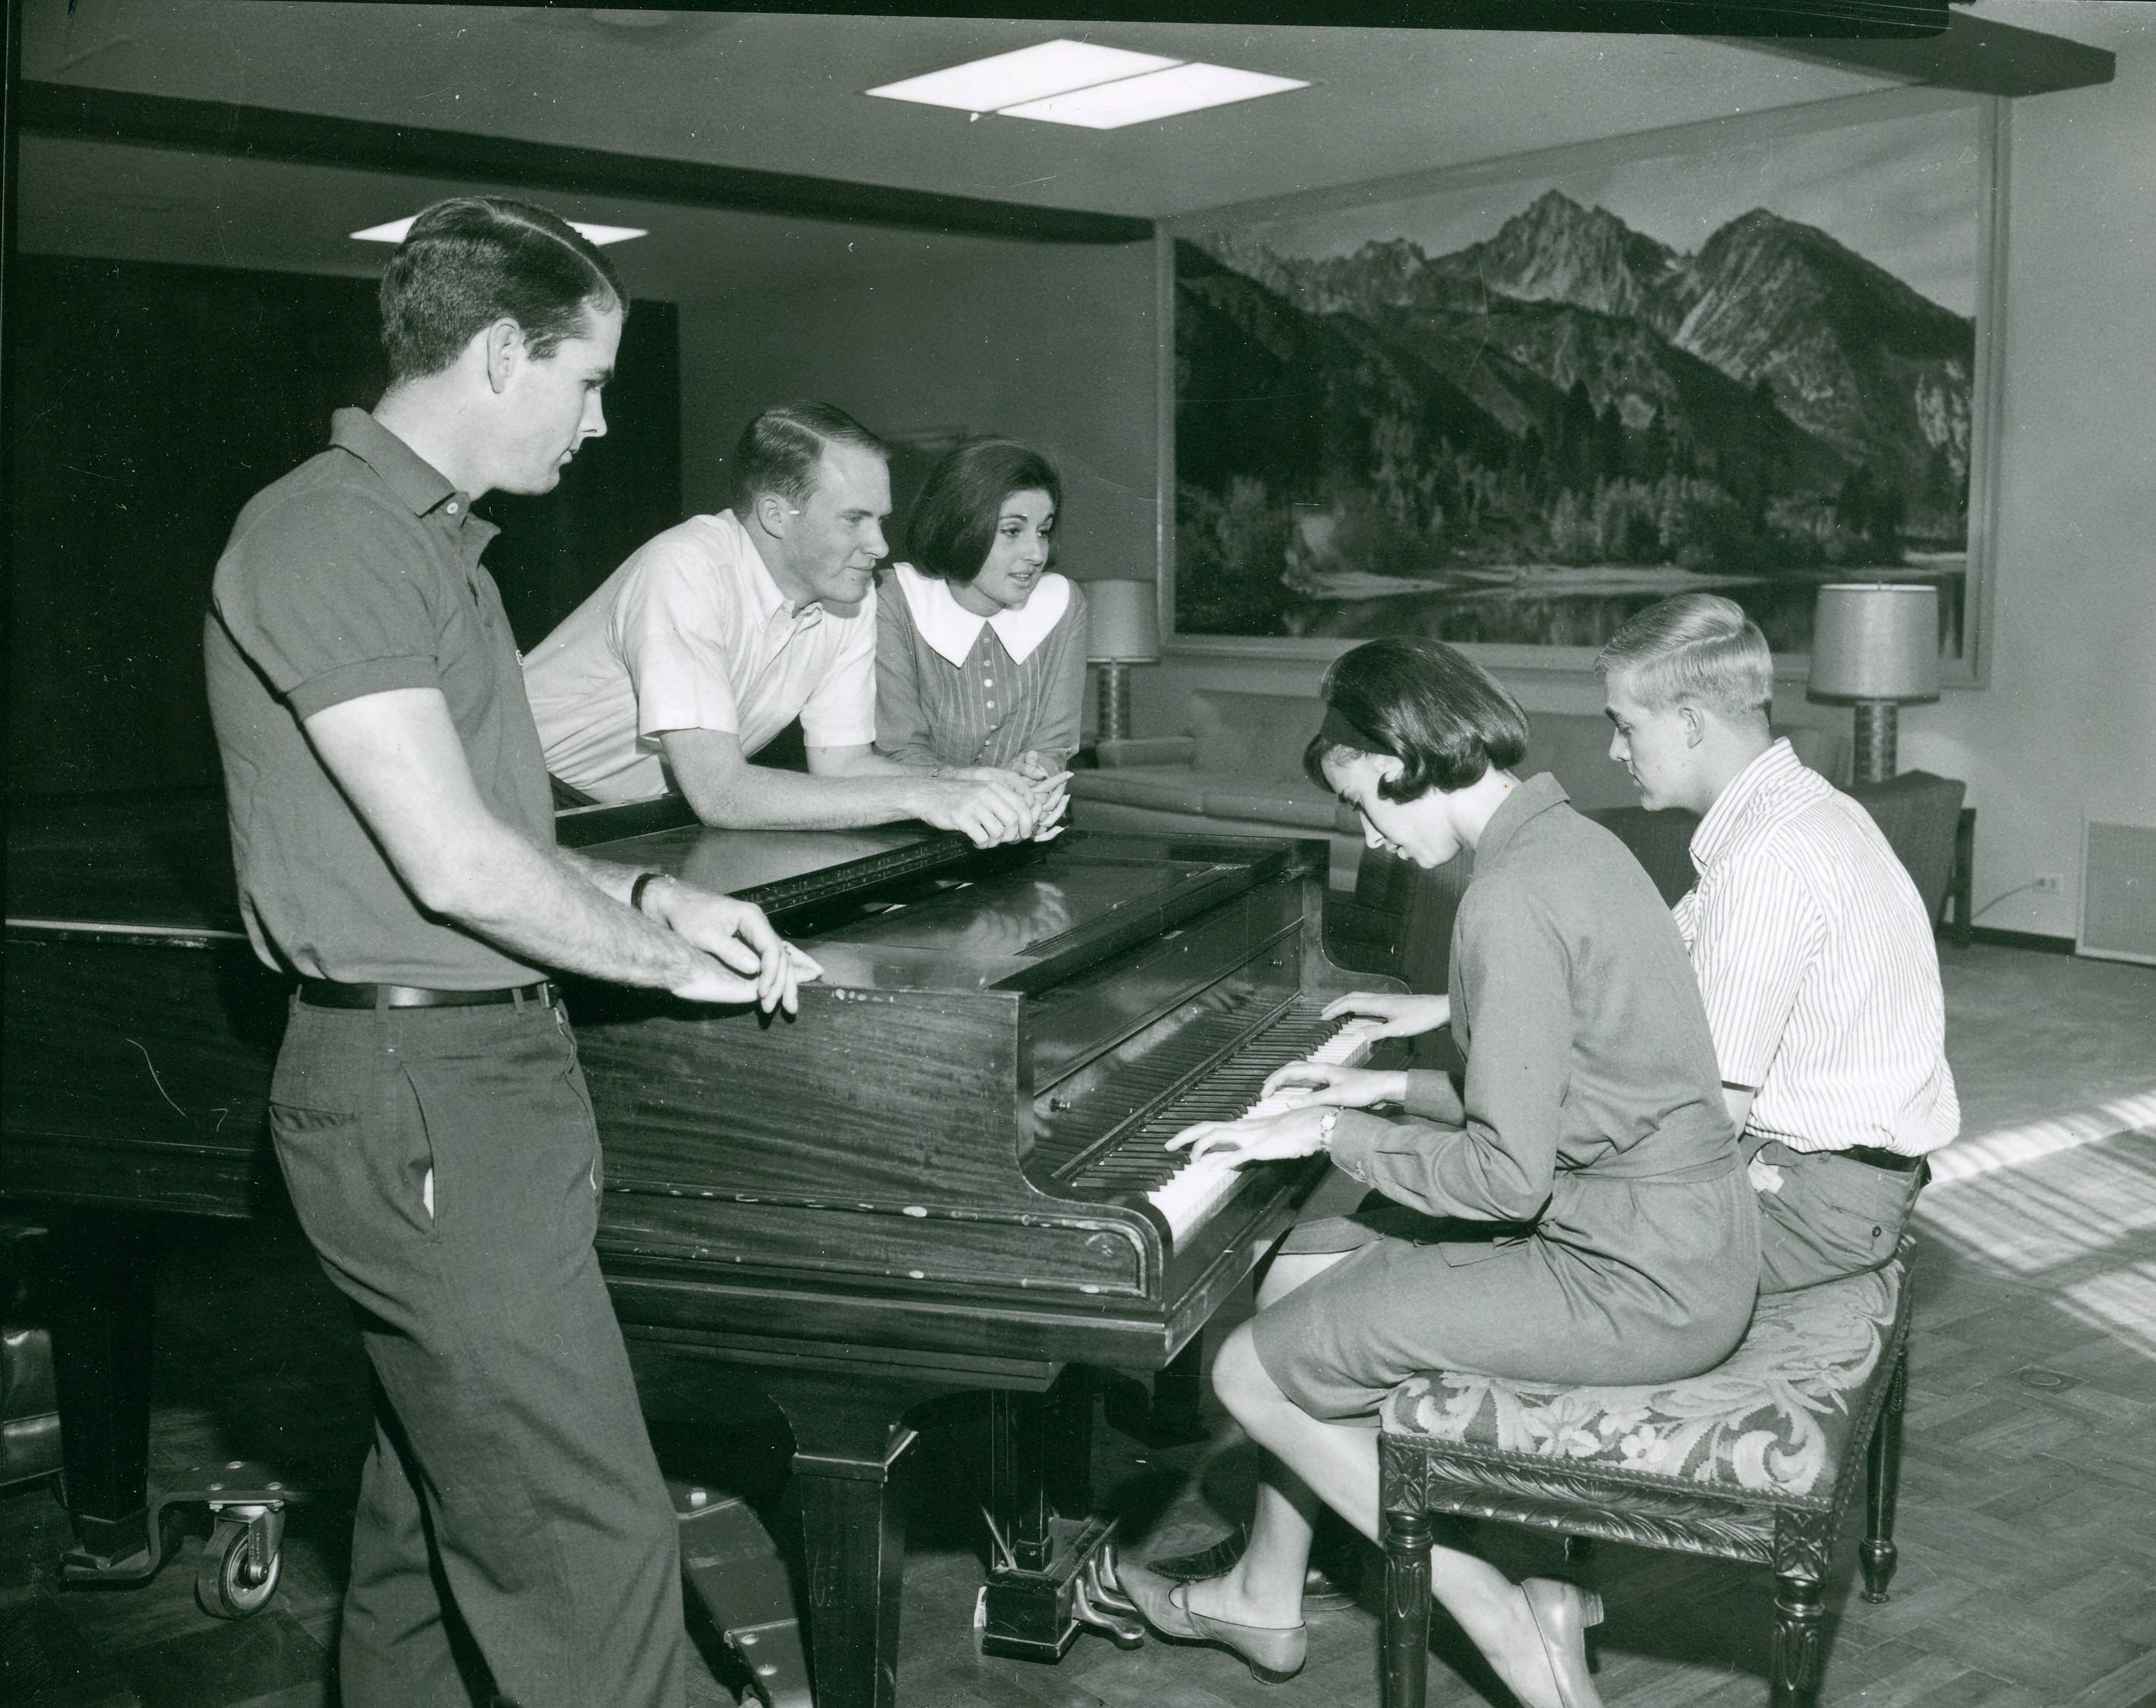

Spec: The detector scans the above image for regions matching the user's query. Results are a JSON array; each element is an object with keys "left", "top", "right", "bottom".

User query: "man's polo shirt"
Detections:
[
  {"left": 521, "top": 510, "right": 878, "bottom": 803},
  {"left": 205, "top": 408, "right": 553, "bottom": 988},
  {"left": 1674, "top": 740, "right": 1959, "bottom": 1158}
]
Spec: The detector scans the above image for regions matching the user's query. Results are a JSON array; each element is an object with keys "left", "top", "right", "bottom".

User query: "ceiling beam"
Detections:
[
  {"left": 14, "top": 81, "right": 1157, "bottom": 247},
  {"left": 567, "top": 0, "right": 1954, "bottom": 35},
  {"left": 1746, "top": 8, "right": 2115, "bottom": 94}
]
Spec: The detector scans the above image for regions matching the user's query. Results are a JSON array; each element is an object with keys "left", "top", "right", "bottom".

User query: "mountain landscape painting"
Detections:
[{"left": 1173, "top": 103, "right": 1985, "bottom": 660}]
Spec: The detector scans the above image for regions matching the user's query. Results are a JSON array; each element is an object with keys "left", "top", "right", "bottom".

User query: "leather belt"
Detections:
[
  {"left": 298, "top": 980, "right": 554, "bottom": 1011},
  {"left": 1835, "top": 1144, "right": 1926, "bottom": 1175}
]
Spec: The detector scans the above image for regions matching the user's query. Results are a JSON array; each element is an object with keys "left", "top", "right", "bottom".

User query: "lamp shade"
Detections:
[
  {"left": 1807, "top": 584, "right": 1940, "bottom": 704},
  {"left": 1085, "top": 579, "right": 1162, "bottom": 663}
]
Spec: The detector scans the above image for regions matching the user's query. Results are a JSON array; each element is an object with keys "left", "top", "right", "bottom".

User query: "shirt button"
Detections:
[
  {"left": 983, "top": 679, "right": 994, "bottom": 688},
  {"left": 446, "top": 501, "right": 459, "bottom": 514}
]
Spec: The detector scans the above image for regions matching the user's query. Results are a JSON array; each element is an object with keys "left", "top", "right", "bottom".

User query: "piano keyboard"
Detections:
[{"left": 1061, "top": 1007, "right": 1381, "bottom": 1240}]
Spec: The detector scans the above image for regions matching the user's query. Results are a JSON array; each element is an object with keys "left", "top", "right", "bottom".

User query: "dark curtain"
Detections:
[{"left": 6, "top": 255, "right": 680, "bottom": 797}]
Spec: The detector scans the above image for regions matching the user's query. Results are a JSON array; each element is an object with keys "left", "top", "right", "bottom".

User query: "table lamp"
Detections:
[
  {"left": 1085, "top": 579, "right": 1161, "bottom": 743},
  {"left": 1807, "top": 583, "right": 1940, "bottom": 785}
]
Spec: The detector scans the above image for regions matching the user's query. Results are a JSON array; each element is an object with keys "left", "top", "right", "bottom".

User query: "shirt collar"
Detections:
[
  {"left": 1472, "top": 771, "right": 1569, "bottom": 867},
  {"left": 894, "top": 561, "right": 1071, "bottom": 666},
  {"left": 330, "top": 408, "right": 462, "bottom": 518},
  {"left": 1690, "top": 737, "right": 1804, "bottom": 873},
  {"left": 718, "top": 510, "right": 825, "bottom": 632}
]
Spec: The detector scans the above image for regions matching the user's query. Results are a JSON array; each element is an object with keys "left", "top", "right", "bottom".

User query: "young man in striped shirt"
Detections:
[{"left": 1597, "top": 595, "right": 1958, "bottom": 1293}]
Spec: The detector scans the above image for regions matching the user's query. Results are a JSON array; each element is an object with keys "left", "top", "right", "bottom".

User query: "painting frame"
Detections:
[{"left": 1157, "top": 85, "right": 2007, "bottom": 688}]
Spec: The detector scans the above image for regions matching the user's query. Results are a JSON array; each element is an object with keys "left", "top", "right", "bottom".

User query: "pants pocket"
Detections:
[{"left": 269, "top": 1094, "right": 438, "bottom": 1268}]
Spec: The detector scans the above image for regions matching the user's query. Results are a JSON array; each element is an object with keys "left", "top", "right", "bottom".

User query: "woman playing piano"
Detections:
[
  {"left": 873, "top": 438, "right": 1087, "bottom": 800},
  {"left": 1122, "top": 638, "right": 1758, "bottom": 1708}
]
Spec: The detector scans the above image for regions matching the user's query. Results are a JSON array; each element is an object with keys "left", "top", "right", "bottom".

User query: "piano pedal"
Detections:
[
  {"left": 1072, "top": 1574, "right": 1146, "bottom": 1649},
  {"left": 978, "top": 1514, "right": 1124, "bottom": 1662}
]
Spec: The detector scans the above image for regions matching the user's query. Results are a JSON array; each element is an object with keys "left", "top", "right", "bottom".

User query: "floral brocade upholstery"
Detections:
[{"left": 1379, "top": 1259, "right": 1904, "bottom": 1511}]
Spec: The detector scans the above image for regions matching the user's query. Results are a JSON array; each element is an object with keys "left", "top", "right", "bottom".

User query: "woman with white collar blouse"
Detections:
[{"left": 875, "top": 439, "right": 1087, "bottom": 787}]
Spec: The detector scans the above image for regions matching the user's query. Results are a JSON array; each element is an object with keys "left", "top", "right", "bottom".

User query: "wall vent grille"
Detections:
[{"left": 2079, "top": 819, "right": 2156, "bottom": 965}]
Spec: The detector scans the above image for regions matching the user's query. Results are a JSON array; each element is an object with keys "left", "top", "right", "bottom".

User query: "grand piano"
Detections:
[{"left": 3, "top": 789, "right": 1400, "bottom": 1707}]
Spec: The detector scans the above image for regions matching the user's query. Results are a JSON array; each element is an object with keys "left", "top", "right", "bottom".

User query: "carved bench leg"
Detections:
[
  {"left": 1381, "top": 1506, "right": 1433, "bottom": 1708},
  {"left": 1860, "top": 1350, "right": 1908, "bottom": 1603},
  {"left": 1771, "top": 1511, "right": 1832, "bottom": 1708}
]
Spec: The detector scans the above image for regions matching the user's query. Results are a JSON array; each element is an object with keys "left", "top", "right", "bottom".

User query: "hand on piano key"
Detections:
[
  {"left": 1145, "top": 1015, "right": 1387, "bottom": 1239},
  {"left": 1167, "top": 1102, "right": 1337, "bottom": 1166},
  {"left": 1155, "top": 1013, "right": 1388, "bottom": 1164},
  {"left": 1319, "top": 989, "right": 1451, "bottom": 1040},
  {"left": 1257, "top": 1061, "right": 1407, "bottom": 1111}
]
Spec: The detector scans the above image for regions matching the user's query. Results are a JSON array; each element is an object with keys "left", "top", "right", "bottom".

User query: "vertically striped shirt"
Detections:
[
  {"left": 1674, "top": 740, "right": 1959, "bottom": 1158},
  {"left": 873, "top": 564, "right": 1087, "bottom": 773}
]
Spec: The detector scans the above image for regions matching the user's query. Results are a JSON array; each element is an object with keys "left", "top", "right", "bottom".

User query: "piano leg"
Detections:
[
  {"left": 1101, "top": 1331, "right": 1211, "bottom": 1448},
  {"left": 759, "top": 1369, "right": 941, "bottom": 1708},
  {"left": 982, "top": 1370, "right": 1133, "bottom": 1659},
  {"left": 45, "top": 1213, "right": 171, "bottom": 1579}
]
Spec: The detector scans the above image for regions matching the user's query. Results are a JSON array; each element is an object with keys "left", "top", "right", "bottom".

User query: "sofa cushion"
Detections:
[
  {"left": 1186, "top": 690, "right": 1327, "bottom": 781},
  {"left": 1380, "top": 1255, "right": 1903, "bottom": 1510},
  {"left": 1067, "top": 766, "right": 1211, "bottom": 815},
  {"left": 1203, "top": 780, "right": 1350, "bottom": 833}
]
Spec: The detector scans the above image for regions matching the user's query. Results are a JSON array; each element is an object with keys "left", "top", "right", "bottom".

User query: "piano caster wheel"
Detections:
[{"left": 196, "top": 1506, "right": 283, "bottom": 1618}]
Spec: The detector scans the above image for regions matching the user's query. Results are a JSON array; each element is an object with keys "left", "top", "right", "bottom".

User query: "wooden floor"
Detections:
[{"left": 4, "top": 943, "right": 2153, "bottom": 1708}]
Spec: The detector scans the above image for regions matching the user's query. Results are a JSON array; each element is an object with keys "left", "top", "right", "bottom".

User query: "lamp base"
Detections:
[
  {"left": 1095, "top": 664, "right": 1133, "bottom": 744},
  {"left": 1851, "top": 701, "right": 1899, "bottom": 787}
]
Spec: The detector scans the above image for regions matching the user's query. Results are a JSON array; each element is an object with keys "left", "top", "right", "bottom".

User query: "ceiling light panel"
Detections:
[
  {"left": 1000, "top": 62, "right": 1308, "bottom": 129},
  {"left": 349, "top": 216, "right": 647, "bottom": 245},
  {"left": 867, "top": 39, "right": 1179, "bottom": 113}
]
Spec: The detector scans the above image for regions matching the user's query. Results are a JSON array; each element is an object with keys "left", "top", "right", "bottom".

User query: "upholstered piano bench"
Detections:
[{"left": 1376, "top": 1239, "right": 1916, "bottom": 1708}]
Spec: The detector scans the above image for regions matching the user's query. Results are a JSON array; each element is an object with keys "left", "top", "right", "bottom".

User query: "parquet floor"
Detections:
[{"left": 3, "top": 945, "right": 2152, "bottom": 1708}]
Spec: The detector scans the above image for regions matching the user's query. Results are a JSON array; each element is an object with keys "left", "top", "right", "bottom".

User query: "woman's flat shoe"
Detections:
[
  {"left": 1120, "top": 1563, "right": 1308, "bottom": 1684},
  {"left": 1520, "top": 1577, "right": 1605, "bottom": 1708}
]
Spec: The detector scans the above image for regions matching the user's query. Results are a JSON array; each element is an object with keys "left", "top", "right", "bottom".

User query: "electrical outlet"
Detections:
[{"left": 2034, "top": 872, "right": 2066, "bottom": 895}]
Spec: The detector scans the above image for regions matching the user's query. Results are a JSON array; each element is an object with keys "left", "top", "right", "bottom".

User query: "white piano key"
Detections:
[{"left": 1146, "top": 1016, "right": 1382, "bottom": 1239}]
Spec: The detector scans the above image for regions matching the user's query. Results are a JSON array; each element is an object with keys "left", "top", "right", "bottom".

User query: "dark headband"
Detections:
[{"left": 1316, "top": 703, "right": 1388, "bottom": 756}]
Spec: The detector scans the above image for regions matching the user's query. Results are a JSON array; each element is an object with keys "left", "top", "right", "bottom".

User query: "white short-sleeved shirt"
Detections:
[
  {"left": 522, "top": 510, "right": 877, "bottom": 803},
  {"left": 1674, "top": 740, "right": 1959, "bottom": 1158}
]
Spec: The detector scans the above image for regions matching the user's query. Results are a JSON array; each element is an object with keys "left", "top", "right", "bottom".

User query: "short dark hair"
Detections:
[
  {"left": 907, "top": 439, "right": 1062, "bottom": 585},
  {"left": 731, "top": 401, "right": 889, "bottom": 513},
  {"left": 1302, "top": 639, "right": 1530, "bottom": 801},
  {"left": 378, "top": 197, "right": 623, "bottom": 384}
]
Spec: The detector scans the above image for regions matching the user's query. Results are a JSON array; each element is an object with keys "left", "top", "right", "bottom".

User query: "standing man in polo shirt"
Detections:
[
  {"left": 1597, "top": 594, "right": 1958, "bottom": 1293},
  {"left": 522, "top": 399, "right": 1063, "bottom": 845},
  {"left": 205, "top": 197, "right": 813, "bottom": 1708}
]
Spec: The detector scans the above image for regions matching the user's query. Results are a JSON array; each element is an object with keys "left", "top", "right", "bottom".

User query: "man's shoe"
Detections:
[
  {"left": 1147, "top": 1523, "right": 1360, "bottom": 1611},
  {"left": 1148, "top": 1524, "right": 1248, "bottom": 1583}
]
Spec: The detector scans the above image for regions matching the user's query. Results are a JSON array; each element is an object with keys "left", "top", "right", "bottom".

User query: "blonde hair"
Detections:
[{"left": 1596, "top": 594, "right": 1772, "bottom": 720}]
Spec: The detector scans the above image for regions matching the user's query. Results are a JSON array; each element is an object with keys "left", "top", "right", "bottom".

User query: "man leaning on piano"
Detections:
[{"left": 520, "top": 399, "right": 1068, "bottom": 848}]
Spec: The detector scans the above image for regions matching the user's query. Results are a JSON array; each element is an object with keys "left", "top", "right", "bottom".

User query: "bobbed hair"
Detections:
[
  {"left": 906, "top": 439, "right": 1062, "bottom": 585},
  {"left": 731, "top": 401, "right": 889, "bottom": 514},
  {"left": 1302, "top": 639, "right": 1530, "bottom": 803},
  {"left": 1594, "top": 594, "right": 1772, "bottom": 721},
  {"left": 378, "top": 197, "right": 623, "bottom": 384}
]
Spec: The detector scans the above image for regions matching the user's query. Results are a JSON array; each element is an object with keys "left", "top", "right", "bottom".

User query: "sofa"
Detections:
[
  {"left": 1069, "top": 687, "right": 1847, "bottom": 889},
  {"left": 1069, "top": 687, "right": 1961, "bottom": 996}
]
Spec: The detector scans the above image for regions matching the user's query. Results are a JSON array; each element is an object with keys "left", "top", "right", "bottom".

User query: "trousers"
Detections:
[
  {"left": 267, "top": 995, "right": 685, "bottom": 1708},
  {"left": 1751, "top": 1139, "right": 1926, "bottom": 1295}
]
